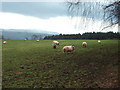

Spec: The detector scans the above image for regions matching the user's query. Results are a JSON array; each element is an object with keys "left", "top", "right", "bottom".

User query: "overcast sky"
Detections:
[{"left": 0, "top": 0, "right": 118, "bottom": 34}]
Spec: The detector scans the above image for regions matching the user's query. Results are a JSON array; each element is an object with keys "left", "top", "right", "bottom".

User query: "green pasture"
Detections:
[{"left": 2, "top": 40, "right": 119, "bottom": 88}]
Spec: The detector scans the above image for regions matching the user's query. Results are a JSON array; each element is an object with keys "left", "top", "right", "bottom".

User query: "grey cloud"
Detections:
[
  {"left": 2, "top": 2, "right": 105, "bottom": 20},
  {"left": 2, "top": 2, "right": 68, "bottom": 19}
]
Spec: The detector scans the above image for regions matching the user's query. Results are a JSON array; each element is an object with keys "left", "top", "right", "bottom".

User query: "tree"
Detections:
[
  {"left": 66, "top": 0, "right": 119, "bottom": 31},
  {"left": 103, "top": 0, "right": 120, "bottom": 29},
  {"left": 44, "top": 32, "right": 120, "bottom": 40}
]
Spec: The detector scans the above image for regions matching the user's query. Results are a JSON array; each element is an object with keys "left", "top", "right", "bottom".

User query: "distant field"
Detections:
[{"left": 2, "top": 40, "right": 119, "bottom": 88}]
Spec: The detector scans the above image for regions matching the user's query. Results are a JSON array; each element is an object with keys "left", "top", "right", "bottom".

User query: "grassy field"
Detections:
[{"left": 2, "top": 40, "right": 119, "bottom": 88}]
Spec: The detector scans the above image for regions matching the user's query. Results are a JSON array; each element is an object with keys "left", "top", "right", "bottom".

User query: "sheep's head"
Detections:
[
  {"left": 57, "top": 42, "right": 59, "bottom": 45},
  {"left": 72, "top": 46, "right": 75, "bottom": 50}
]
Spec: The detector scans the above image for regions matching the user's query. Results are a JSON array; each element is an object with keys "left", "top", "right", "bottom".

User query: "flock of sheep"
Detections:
[
  {"left": 2, "top": 40, "right": 101, "bottom": 53},
  {"left": 52, "top": 40, "right": 101, "bottom": 53},
  {"left": 52, "top": 40, "right": 75, "bottom": 53}
]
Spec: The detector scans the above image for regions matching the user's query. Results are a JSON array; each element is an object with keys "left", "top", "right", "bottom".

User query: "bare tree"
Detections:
[
  {"left": 66, "top": 0, "right": 119, "bottom": 31},
  {"left": 103, "top": 0, "right": 120, "bottom": 30}
]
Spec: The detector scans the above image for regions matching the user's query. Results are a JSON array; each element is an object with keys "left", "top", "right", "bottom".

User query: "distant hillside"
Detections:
[{"left": 1, "top": 29, "right": 59, "bottom": 40}]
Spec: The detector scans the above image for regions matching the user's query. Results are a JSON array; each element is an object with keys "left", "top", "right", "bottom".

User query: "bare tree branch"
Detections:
[
  {"left": 66, "top": 0, "right": 119, "bottom": 31},
  {"left": 100, "top": 22, "right": 118, "bottom": 31}
]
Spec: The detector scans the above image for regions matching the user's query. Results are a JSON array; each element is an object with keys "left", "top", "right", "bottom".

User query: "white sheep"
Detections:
[
  {"left": 82, "top": 42, "right": 87, "bottom": 47},
  {"left": 63, "top": 45, "right": 75, "bottom": 53},
  {"left": 36, "top": 40, "right": 39, "bottom": 42},
  {"left": 53, "top": 40, "right": 59, "bottom": 45},
  {"left": 98, "top": 40, "right": 101, "bottom": 43},
  {"left": 3, "top": 41, "right": 7, "bottom": 44}
]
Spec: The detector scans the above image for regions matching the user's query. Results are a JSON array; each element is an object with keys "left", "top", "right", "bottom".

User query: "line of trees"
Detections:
[{"left": 44, "top": 31, "right": 120, "bottom": 40}]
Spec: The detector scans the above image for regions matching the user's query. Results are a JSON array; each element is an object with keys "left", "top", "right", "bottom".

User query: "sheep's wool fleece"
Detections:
[
  {"left": 98, "top": 40, "right": 101, "bottom": 42},
  {"left": 63, "top": 46, "right": 74, "bottom": 50},
  {"left": 82, "top": 42, "right": 87, "bottom": 44}
]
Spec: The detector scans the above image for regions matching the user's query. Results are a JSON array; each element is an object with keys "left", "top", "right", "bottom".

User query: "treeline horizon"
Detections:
[{"left": 44, "top": 31, "right": 120, "bottom": 40}]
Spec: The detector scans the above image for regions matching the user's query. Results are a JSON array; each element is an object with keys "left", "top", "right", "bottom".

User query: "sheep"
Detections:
[
  {"left": 82, "top": 42, "right": 87, "bottom": 47},
  {"left": 52, "top": 43, "right": 57, "bottom": 49},
  {"left": 36, "top": 40, "right": 39, "bottom": 42},
  {"left": 98, "top": 40, "right": 101, "bottom": 43},
  {"left": 53, "top": 40, "right": 59, "bottom": 45},
  {"left": 63, "top": 45, "right": 75, "bottom": 53},
  {"left": 3, "top": 41, "right": 7, "bottom": 44}
]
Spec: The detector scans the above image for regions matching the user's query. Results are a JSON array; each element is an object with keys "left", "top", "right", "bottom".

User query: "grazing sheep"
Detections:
[
  {"left": 63, "top": 46, "right": 75, "bottom": 53},
  {"left": 82, "top": 42, "right": 87, "bottom": 47},
  {"left": 98, "top": 40, "right": 101, "bottom": 43},
  {"left": 3, "top": 41, "right": 7, "bottom": 44},
  {"left": 36, "top": 40, "right": 39, "bottom": 42},
  {"left": 52, "top": 43, "right": 57, "bottom": 49},
  {"left": 53, "top": 40, "right": 59, "bottom": 45}
]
